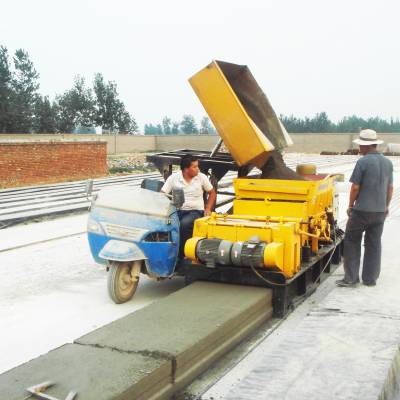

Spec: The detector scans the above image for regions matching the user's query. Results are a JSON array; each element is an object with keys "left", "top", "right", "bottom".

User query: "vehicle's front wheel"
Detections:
[{"left": 107, "top": 260, "right": 141, "bottom": 304}]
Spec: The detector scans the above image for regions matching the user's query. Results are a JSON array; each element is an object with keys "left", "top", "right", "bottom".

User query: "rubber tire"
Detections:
[{"left": 107, "top": 261, "right": 141, "bottom": 304}]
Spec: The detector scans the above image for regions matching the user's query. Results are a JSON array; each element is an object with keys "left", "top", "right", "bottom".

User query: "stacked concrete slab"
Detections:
[{"left": 0, "top": 282, "right": 272, "bottom": 400}]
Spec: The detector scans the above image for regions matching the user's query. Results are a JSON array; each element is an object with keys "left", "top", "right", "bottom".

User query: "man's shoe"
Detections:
[
  {"left": 363, "top": 281, "right": 376, "bottom": 286},
  {"left": 335, "top": 279, "right": 358, "bottom": 287}
]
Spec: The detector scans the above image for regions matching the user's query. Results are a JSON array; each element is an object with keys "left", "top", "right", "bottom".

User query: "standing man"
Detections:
[
  {"left": 336, "top": 129, "right": 393, "bottom": 287},
  {"left": 161, "top": 155, "right": 217, "bottom": 257}
]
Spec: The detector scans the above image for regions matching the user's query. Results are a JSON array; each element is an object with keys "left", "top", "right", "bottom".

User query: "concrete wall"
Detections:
[
  {"left": 155, "top": 134, "right": 219, "bottom": 151},
  {"left": 289, "top": 133, "right": 400, "bottom": 153},
  {"left": 0, "top": 140, "right": 107, "bottom": 188},
  {"left": 0, "top": 133, "right": 399, "bottom": 154},
  {"left": 289, "top": 134, "right": 353, "bottom": 153},
  {"left": 114, "top": 134, "right": 156, "bottom": 153}
]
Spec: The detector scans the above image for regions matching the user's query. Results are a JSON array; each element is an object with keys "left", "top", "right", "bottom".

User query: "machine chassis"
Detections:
[
  {"left": 179, "top": 236, "right": 344, "bottom": 318},
  {"left": 147, "top": 149, "right": 344, "bottom": 318}
]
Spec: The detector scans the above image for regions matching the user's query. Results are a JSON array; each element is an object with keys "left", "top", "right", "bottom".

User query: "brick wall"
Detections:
[{"left": 0, "top": 140, "right": 107, "bottom": 188}]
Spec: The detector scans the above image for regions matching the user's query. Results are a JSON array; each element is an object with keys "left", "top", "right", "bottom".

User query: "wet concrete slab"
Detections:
[
  {"left": 0, "top": 282, "right": 273, "bottom": 399},
  {"left": 77, "top": 281, "right": 273, "bottom": 387},
  {"left": 206, "top": 218, "right": 400, "bottom": 400},
  {"left": 0, "top": 343, "right": 171, "bottom": 400}
]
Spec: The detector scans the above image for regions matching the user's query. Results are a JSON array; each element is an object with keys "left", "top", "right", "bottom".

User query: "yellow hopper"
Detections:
[{"left": 189, "top": 60, "right": 292, "bottom": 168}]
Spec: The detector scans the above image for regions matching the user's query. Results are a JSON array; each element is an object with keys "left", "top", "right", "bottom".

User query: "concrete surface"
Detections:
[
  {"left": 0, "top": 282, "right": 273, "bottom": 399},
  {"left": 0, "top": 155, "right": 398, "bottom": 399},
  {"left": 0, "top": 213, "right": 185, "bottom": 375},
  {"left": 203, "top": 218, "right": 400, "bottom": 400},
  {"left": 0, "top": 343, "right": 171, "bottom": 400},
  {"left": 77, "top": 282, "right": 273, "bottom": 389},
  {"left": 0, "top": 214, "right": 87, "bottom": 252}
]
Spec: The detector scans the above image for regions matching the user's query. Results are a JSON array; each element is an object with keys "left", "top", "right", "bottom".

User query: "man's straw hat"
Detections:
[{"left": 353, "top": 129, "right": 383, "bottom": 146}]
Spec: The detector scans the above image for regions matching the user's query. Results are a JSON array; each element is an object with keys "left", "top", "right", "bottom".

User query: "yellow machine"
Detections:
[
  {"left": 185, "top": 175, "right": 337, "bottom": 278},
  {"left": 148, "top": 60, "right": 343, "bottom": 316},
  {"left": 184, "top": 60, "right": 340, "bottom": 280},
  {"left": 189, "top": 60, "right": 292, "bottom": 167}
]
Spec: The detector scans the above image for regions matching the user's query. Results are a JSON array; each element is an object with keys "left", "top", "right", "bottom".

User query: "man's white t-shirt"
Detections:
[{"left": 161, "top": 171, "right": 213, "bottom": 211}]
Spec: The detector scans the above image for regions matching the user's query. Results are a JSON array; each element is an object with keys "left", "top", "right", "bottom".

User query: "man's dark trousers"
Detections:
[
  {"left": 344, "top": 210, "right": 386, "bottom": 284},
  {"left": 178, "top": 210, "right": 204, "bottom": 258}
]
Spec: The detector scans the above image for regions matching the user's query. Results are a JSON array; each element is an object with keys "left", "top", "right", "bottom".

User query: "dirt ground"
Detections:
[{"left": 107, "top": 153, "right": 157, "bottom": 174}]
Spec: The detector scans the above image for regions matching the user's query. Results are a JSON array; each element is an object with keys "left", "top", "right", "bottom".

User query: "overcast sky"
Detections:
[{"left": 1, "top": 0, "right": 399, "bottom": 130}]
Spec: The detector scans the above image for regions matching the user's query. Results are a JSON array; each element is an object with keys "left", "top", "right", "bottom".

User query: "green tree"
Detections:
[
  {"left": 336, "top": 115, "right": 366, "bottom": 133},
  {"left": 33, "top": 95, "right": 57, "bottom": 132},
  {"left": 0, "top": 46, "right": 12, "bottom": 132},
  {"left": 171, "top": 121, "right": 180, "bottom": 134},
  {"left": 162, "top": 116, "right": 172, "bottom": 135},
  {"left": 281, "top": 112, "right": 334, "bottom": 133},
  {"left": 366, "top": 116, "right": 391, "bottom": 133},
  {"left": 93, "top": 73, "right": 112, "bottom": 129},
  {"left": 199, "top": 116, "right": 216, "bottom": 134},
  {"left": 280, "top": 114, "right": 307, "bottom": 133},
  {"left": 308, "top": 112, "right": 334, "bottom": 133},
  {"left": 9, "top": 49, "right": 40, "bottom": 132},
  {"left": 93, "top": 73, "right": 137, "bottom": 134},
  {"left": 180, "top": 114, "right": 198, "bottom": 134},
  {"left": 55, "top": 75, "right": 95, "bottom": 132},
  {"left": 144, "top": 124, "right": 151, "bottom": 135},
  {"left": 388, "top": 117, "right": 400, "bottom": 132},
  {"left": 144, "top": 123, "right": 162, "bottom": 135},
  {"left": 71, "top": 75, "right": 95, "bottom": 127},
  {"left": 54, "top": 94, "right": 75, "bottom": 133},
  {"left": 116, "top": 108, "right": 138, "bottom": 134},
  {"left": 93, "top": 73, "right": 120, "bottom": 131}
]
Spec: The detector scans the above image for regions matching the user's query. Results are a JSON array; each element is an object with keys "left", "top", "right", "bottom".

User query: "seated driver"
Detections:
[{"left": 161, "top": 155, "right": 216, "bottom": 258}]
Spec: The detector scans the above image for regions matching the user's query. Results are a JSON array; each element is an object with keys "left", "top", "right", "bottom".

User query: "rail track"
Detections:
[{"left": 0, "top": 154, "right": 391, "bottom": 228}]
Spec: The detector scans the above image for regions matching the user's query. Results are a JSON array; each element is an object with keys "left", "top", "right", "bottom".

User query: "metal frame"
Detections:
[
  {"left": 147, "top": 149, "right": 251, "bottom": 212},
  {"left": 146, "top": 149, "right": 251, "bottom": 182},
  {"left": 179, "top": 236, "right": 344, "bottom": 318}
]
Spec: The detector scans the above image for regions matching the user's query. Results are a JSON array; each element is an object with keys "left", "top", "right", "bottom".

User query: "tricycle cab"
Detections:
[{"left": 87, "top": 186, "right": 180, "bottom": 279}]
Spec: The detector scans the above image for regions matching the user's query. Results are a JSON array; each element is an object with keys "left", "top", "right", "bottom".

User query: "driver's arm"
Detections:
[{"left": 204, "top": 188, "right": 217, "bottom": 216}]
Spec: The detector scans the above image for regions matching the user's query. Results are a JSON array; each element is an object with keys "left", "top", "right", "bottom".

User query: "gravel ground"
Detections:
[
  {"left": 107, "top": 153, "right": 157, "bottom": 174},
  {"left": 107, "top": 148, "right": 230, "bottom": 175}
]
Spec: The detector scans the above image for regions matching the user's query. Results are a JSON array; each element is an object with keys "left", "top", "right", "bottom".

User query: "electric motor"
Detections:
[
  {"left": 196, "top": 239, "right": 233, "bottom": 267},
  {"left": 231, "top": 241, "right": 266, "bottom": 268},
  {"left": 194, "top": 238, "right": 266, "bottom": 268}
]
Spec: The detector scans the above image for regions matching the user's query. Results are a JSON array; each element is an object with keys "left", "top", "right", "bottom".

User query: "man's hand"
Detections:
[
  {"left": 204, "top": 188, "right": 217, "bottom": 216},
  {"left": 386, "top": 185, "right": 393, "bottom": 218},
  {"left": 348, "top": 184, "right": 359, "bottom": 216}
]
